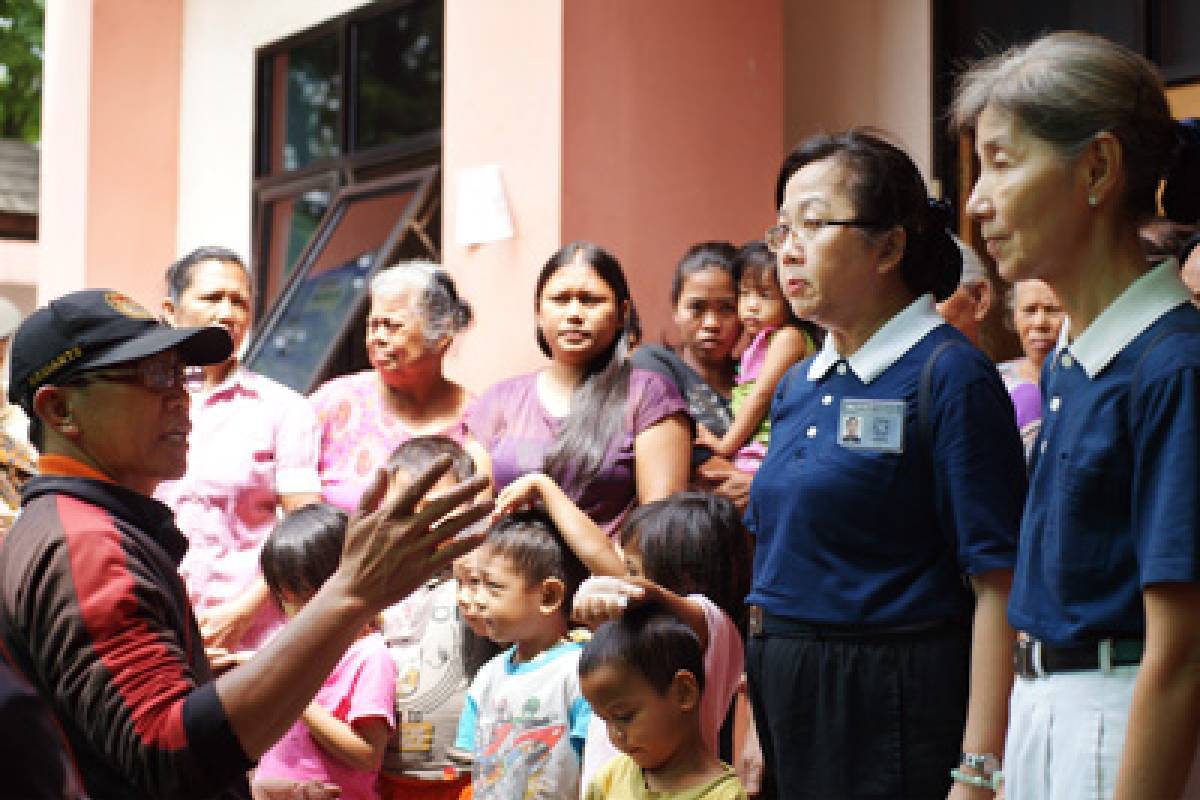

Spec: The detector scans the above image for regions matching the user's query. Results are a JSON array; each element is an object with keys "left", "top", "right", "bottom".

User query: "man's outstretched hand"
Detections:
[{"left": 339, "top": 455, "right": 493, "bottom": 613}]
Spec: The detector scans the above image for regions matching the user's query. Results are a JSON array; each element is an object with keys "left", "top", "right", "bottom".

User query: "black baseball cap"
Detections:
[{"left": 10, "top": 289, "right": 233, "bottom": 414}]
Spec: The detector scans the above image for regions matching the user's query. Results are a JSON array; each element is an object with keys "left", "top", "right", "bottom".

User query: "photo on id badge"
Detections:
[{"left": 838, "top": 398, "right": 904, "bottom": 453}]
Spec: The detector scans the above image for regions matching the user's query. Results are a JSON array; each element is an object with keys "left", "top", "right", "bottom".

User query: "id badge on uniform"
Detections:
[{"left": 838, "top": 399, "right": 905, "bottom": 453}]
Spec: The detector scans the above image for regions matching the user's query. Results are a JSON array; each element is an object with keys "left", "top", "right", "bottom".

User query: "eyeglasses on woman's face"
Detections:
[{"left": 765, "top": 210, "right": 884, "bottom": 254}]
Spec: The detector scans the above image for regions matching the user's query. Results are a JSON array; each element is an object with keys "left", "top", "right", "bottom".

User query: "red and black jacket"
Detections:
[{"left": 0, "top": 471, "right": 252, "bottom": 799}]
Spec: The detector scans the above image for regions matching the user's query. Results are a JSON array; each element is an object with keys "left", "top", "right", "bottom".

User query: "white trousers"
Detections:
[{"left": 1005, "top": 668, "right": 1200, "bottom": 800}]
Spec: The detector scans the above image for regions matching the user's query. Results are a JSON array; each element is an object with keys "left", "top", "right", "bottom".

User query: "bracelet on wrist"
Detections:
[
  {"left": 952, "top": 752, "right": 1002, "bottom": 791},
  {"left": 950, "top": 767, "right": 1003, "bottom": 791},
  {"left": 959, "top": 752, "right": 1001, "bottom": 775}
]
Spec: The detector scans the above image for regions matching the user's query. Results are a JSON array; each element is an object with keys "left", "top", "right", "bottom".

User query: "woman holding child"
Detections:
[
  {"left": 468, "top": 241, "right": 691, "bottom": 535},
  {"left": 744, "top": 130, "right": 1026, "bottom": 798},
  {"left": 629, "top": 242, "right": 753, "bottom": 506}
]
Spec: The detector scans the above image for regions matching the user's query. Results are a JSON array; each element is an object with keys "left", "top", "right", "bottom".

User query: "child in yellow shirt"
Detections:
[{"left": 580, "top": 607, "right": 747, "bottom": 800}]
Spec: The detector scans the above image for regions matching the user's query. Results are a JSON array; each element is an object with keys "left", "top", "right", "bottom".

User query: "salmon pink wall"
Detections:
[
  {"left": 84, "top": 0, "right": 184, "bottom": 307},
  {"left": 561, "top": 1, "right": 786, "bottom": 347},
  {"left": 0, "top": 242, "right": 39, "bottom": 309},
  {"left": 440, "top": 0, "right": 565, "bottom": 394},
  {"left": 783, "top": 0, "right": 933, "bottom": 180}
]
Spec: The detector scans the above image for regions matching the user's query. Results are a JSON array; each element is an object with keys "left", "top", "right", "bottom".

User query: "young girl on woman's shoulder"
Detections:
[{"left": 698, "top": 241, "right": 817, "bottom": 473}]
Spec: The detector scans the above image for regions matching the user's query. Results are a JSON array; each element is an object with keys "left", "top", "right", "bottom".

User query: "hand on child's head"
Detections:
[
  {"left": 490, "top": 473, "right": 545, "bottom": 520},
  {"left": 205, "top": 646, "right": 255, "bottom": 675},
  {"left": 571, "top": 575, "right": 645, "bottom": 629},
  {"left": 622, "top": 539, "right": 645, "bottom": 578}
]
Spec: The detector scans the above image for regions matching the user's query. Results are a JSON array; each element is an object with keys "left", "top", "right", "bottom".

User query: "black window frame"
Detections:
[
  {"left": 252, "top": 0, "right": 442, "bottom": 182},
  {"left": 249, "top": 0, "right": 443, "bottom": 342},
  {"left": 244, "top": 165, "right": 440, "bottom": 394},
  {"left": 252, "top": 169, "right": 342, "bottom": 324}
]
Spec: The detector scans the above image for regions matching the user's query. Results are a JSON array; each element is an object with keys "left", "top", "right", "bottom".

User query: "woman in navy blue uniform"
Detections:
[
  {"left": 744, "top": 130, "right": 1026, "bottom": 799},
  {"left": 953, "top": 31, "right": 1200, "bottom": 799}
]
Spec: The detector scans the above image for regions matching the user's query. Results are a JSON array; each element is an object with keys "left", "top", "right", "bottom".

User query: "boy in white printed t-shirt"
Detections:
[{"left": 455, "top": 510, "right": 592, "bottom": 799}]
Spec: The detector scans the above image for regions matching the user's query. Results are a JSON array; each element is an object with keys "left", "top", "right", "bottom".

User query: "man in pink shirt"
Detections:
[{"left": 156, "top": 247, "right": 321, "bottom": 655}]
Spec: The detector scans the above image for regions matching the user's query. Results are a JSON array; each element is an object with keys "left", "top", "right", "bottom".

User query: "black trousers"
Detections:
[{"left": 746, "top": 619, "right": 970, "bottom": 800}]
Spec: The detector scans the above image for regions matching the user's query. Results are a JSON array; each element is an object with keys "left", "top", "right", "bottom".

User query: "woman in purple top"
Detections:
[{"left": 468, "top": 241, "right": 691, "bottom": 536}]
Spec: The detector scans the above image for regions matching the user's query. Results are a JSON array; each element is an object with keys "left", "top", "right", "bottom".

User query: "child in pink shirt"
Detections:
[
  {"left": 253, "top": 504, "right": 398, "bottom": 800},
  {"left": 697, "top": 241, "right": 817, "bottom": 473}
]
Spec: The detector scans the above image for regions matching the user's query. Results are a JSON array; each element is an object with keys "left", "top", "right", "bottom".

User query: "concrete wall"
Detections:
[
  {"left": 37, "top": 0, "right": 93, "bottom": 304},
  {"left": 562, "top": 0, "right": 786, "bottom": 348},
  {"left": 442, "top": 1, "right": 786, "bottom": 393},
  {"left": 88, "top": 0, "right": 184, "bottom": 306},
  {"left": 0, "top": 242, "right": 39, "bottom": 312},
  {"left": 783, "top": 0, "right": 933, "bottom": 181},
  {"left": 35, "top": 0, "right": 183, "bottom": 308},
  {"left": 440, "top": 0, "right": 565, "bottom": 392}
]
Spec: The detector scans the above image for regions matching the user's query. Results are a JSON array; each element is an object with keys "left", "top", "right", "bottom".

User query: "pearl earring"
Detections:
[{"left": 1088, "top": 194, "right": 1098, "bottom": 207}]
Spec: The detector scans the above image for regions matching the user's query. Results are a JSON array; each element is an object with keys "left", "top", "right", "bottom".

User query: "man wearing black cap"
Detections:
[{"left": 0, "top": 289, "right": 490, "bottom": 799}]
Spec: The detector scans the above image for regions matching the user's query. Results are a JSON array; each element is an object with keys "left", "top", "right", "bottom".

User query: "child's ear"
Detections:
[
  {"left": 539, "top": 576, "right": 567, "bottom": 615},
  {"left": 669, "top": 669, "right": 701, "bottom": 712}
]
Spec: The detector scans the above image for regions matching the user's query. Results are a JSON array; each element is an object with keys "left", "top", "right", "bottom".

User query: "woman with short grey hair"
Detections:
[
  {"left": 954, "top": 30, "right": 1200, "bottom": 799},
  {"left": 310, "top": 260, "right": 483, "bottom": 511}
]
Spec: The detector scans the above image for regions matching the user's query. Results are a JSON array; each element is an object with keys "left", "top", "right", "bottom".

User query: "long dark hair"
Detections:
[
  {"left": 536, "top": 241, "right": 634, "bottom": 497},
  {"left": 620, "top": 492, "right": 752, "bottom": 632},
  {"left": 775, "top": 129, "right": 962, "bottom": 302}
]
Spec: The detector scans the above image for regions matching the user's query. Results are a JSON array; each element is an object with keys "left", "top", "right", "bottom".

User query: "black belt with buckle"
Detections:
[
  {"left": 1013, "top": 636, "right": 1143, "bottom": 678},
  {"left": 748, "top": 605, "right": 957, "bottom": 640}
]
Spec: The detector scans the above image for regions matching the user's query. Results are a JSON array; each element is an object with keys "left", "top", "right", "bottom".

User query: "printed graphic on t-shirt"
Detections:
[
  {"left": 383, "top": 580, "right": 468, "bottom": 776},
  {"left": 474, "top": 696, "right": 567, "bottom": 799}
]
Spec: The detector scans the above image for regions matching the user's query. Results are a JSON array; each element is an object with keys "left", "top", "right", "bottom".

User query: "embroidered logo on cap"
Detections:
[
  {"left": 27, "top": 345, "right": 84, "bottom": 388},
  {"left": 104, "top": 291, "right": 155, "bottom": 320}
]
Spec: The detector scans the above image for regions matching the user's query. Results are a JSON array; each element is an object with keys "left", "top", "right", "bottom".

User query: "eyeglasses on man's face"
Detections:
[
  {"left": 765, "top": 212, "right": 885, "bottom": 254},
  {"left": 66, "top": 356, "right": 205, "bottom": 394}
]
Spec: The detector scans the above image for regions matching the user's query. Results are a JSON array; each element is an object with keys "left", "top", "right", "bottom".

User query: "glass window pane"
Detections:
[
  {"left": 247, "top": 184, "right": 423, "bottom": 393},
  {"left": 353, "top": 3, "right": 442, "bottom": 150},
  {"left": 257, "top": 187, "right": 333, "bottom": 313},
  {"left": 269, "top": 34, "right": 341, "bottom": 172}
]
